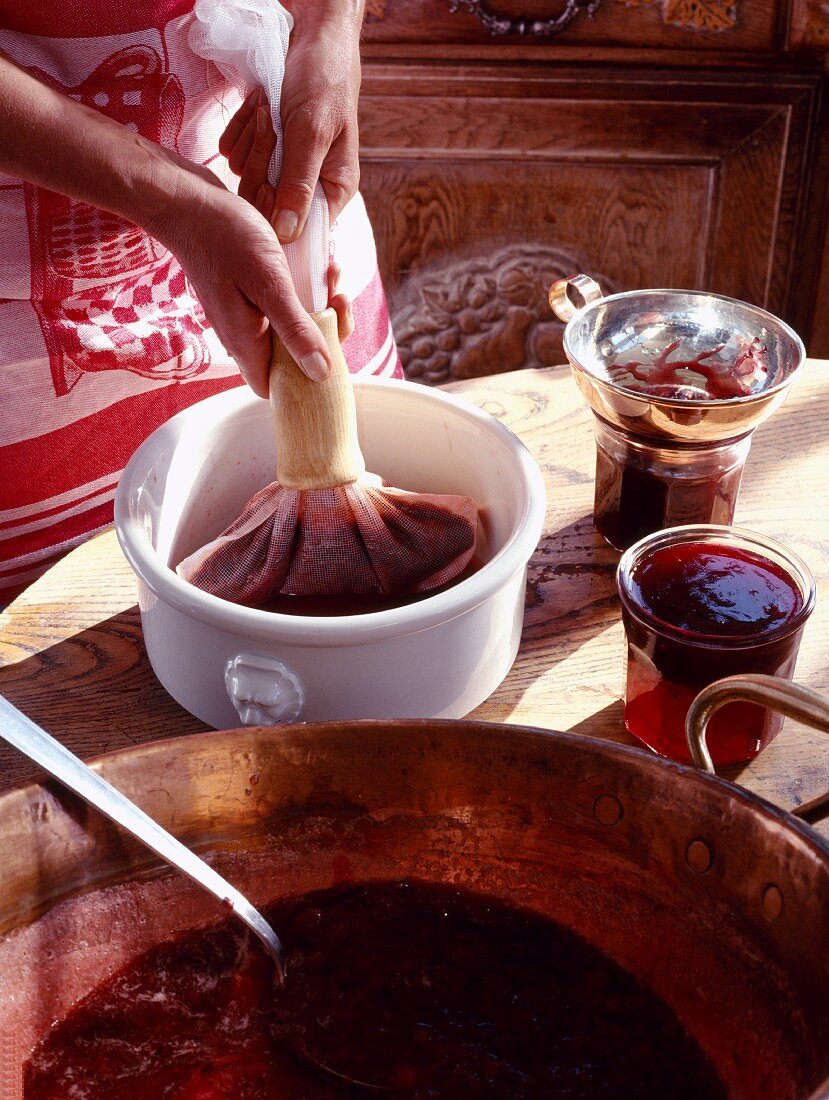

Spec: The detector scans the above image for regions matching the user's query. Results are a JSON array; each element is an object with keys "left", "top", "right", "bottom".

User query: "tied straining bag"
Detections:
[{"left": 179, "top": 3, "right": 478, "bottom": 604}]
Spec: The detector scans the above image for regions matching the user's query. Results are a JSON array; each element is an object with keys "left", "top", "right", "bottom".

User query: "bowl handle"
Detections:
[
  {"left": 548, "top": 273, "right": 605, "bottom": 322},
  {"left": 224, "top": 653, "right": 305, "bottom": 726},
  {"left": 686, "top": 674, "right": 829, "bottom": 824}
]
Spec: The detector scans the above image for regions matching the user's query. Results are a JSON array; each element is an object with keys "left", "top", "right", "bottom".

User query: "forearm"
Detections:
[
  {"left": 287, "top": 0, "right": 365, "bottom": 44},
  {"left": 0, "top": 52, "right": 194, "bottom": 232}
]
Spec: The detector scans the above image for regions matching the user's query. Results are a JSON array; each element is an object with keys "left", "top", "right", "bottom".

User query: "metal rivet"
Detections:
[
  {"left": 592, "top": 794, "right": 623, "bottom": 826},
  {"left": 762, "top": 884, "right": 784, "bottom": 922},
  {"left": 685, "top": 839, "right": 713, "bottom": 875}
]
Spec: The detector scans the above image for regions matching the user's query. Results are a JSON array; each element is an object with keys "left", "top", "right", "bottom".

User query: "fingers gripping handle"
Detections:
[{"left": 269, "top": 307, "right": 366, "bottom": 490}]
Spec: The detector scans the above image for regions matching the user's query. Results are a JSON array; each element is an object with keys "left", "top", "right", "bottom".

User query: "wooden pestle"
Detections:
[{"left": 269, "top": 307, "right": 366, "bottom": 490}]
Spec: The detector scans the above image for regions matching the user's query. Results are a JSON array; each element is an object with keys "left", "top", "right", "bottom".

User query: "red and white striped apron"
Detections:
[{"left": 0, "top": 1, "right": 400, "bottom": 594}]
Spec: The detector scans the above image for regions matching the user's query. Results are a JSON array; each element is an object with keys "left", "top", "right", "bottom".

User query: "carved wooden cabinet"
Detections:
[{"left": 358, "top": 1, "right": 829, "bottom": 381}]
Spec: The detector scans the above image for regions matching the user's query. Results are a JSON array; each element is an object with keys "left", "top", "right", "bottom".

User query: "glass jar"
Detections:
[
  {"left": 593, "top": 417, "right": 752, "bottom": 552},
  {"left": 616, "top": 525, "right": 816, "bottom": 766}
]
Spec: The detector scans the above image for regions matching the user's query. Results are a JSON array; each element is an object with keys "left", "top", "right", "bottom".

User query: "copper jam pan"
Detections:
[{"left": 0, "top": 703, "right": 828, "bottom": 1098}]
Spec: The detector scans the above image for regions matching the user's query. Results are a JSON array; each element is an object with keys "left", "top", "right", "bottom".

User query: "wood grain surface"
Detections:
[
  {"left": 361, "top": 0, "right": 779, "bottom": 51},
  {"left": 1, "top": 363, "right": 828, "bottom": 838},
  {"left": 358, "top": 64, "right": 824, "bottom": 379}
]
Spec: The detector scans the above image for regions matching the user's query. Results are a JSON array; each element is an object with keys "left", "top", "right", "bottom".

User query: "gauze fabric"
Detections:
[
  {"left": 177, "top": 481, "right": 478, "bottom": 602},
  {"left": 188, "top": 0, "right": 328, "bottom": 312}
]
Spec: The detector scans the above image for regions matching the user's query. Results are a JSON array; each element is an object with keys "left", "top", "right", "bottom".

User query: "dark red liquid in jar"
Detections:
[
  {"left": 252, "top": 556, "right": 483, "bottom": 616},
  {"left": 25, "top": 881, "right": 725, "bottom": 1099},
  {"left": 631, "top": 543, "right": 802, "bottom": 636},
  {"left": 593, "top": 427, "right": 746, "bottom": 552},
  {"left": 591, "top": 338, "right": 769, "bottom": 551},
  {"left": 622, "top": 541, "right": 806, "bottom": 765}
]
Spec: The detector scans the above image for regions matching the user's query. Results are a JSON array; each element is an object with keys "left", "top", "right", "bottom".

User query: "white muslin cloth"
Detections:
[{"left": 189, "top": 0, "right": 329, "bottom": 312}]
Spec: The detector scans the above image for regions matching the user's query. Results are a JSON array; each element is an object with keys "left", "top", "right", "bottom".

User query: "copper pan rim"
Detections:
[{"left": 4, "top": 718, "right": 827, "bottom": 860}]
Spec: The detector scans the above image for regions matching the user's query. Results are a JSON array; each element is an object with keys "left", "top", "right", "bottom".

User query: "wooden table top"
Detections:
[{"left": 2, "top": 362, "right": 828, "bottom": 836}]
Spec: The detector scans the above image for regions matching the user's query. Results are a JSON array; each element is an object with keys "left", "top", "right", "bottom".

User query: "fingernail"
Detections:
[
  {"left": 256, "top": 106, "right": 268, "bottom": 135},
  {"left": 300, "top": 351, "right": 330, "bottom": 381},
  {"left": 274, "top": 209, "right": 298, "bottom": 241},
  {"left": 255, "top": 184, "right": 268, "bottom": 212}
]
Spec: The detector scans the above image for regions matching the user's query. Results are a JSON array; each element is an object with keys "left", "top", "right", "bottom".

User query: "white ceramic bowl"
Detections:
[{"left": 115, "top": 377, "right": 546, "bottom": 728}]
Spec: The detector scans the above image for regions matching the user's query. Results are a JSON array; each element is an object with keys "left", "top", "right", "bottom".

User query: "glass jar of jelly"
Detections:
[{"left": 616, "top": 525, "right": 816, "bottom": 766}]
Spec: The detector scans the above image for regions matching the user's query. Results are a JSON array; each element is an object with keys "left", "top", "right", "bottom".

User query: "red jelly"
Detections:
[
  {"left": 617, "top": 527, "right": 815, "bottom": 765},
  {"left": 25, "top": 881, "right": 726, "bottom": 1099}
]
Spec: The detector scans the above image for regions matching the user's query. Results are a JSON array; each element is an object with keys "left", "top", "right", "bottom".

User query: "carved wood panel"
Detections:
[
  {"left": 812, "top": 224, "right": 829, "bottom": 356},
  {"left": 358, "top": 64, "right": 822, "bottom": 380},
  {"left": 391, "top": 243, "right": 618, "bottom": 384},
  {"left": 362, "top": 0, "right": 782, "bottom": 50},
  {"left": 789, "top": 0, "right": 829, "bottom": 49}
]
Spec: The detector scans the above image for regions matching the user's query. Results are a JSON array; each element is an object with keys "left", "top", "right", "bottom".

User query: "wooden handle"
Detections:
[{"left": 269, "top": 307, "right": 366, "bottom": 490}]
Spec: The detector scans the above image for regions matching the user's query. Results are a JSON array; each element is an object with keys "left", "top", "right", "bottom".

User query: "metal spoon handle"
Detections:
[{"left": 0, "top": 694, "right": 284, "bottom": 981}]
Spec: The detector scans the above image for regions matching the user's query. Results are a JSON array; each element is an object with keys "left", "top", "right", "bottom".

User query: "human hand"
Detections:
[
  {"left": 148, "top": 169, "right": 351, "bottom": 399},
  {"left": 218, "top": 1, "right": 363, "bottom": 243},
  {"left": 0, "top": 50, "right": 351, "bottom": 399}
]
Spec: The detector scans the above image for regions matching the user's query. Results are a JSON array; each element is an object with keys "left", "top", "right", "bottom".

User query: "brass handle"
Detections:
[
  {"left": 686, "top": 675, "right": 829, "bottom": 825},
  {"left": 548, "top": 273, "right": 605, "bottom": 323},
  {"left": 447, "top": 0, "right": 603, "bottom": 37}
]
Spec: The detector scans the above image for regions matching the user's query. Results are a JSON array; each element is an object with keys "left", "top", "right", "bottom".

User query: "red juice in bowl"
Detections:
[{"left": 616, "top": 526, "right": 815, "bottom": 766}]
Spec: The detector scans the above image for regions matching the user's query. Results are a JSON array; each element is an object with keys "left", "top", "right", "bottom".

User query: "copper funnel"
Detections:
[{"left": 549, "top": 276, "right": 806, "bottom": 444}]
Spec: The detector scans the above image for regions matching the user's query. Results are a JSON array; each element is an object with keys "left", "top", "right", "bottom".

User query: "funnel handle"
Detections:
[{"left": 548, "top": 274, "right": 604, "bottom": 322}]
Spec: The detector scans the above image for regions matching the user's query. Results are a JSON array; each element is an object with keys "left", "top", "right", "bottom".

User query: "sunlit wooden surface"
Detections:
[{"left": 2, "top": 361, "right": 828, "bottom": 836}]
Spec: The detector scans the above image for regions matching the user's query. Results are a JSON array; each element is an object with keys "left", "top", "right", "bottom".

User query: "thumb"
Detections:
[
  {"left": 271, "top": 111, "right": 326, "bottom": 244},
  {"left": 238, "top": 220, "right": 332, "bottom": 383}
]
